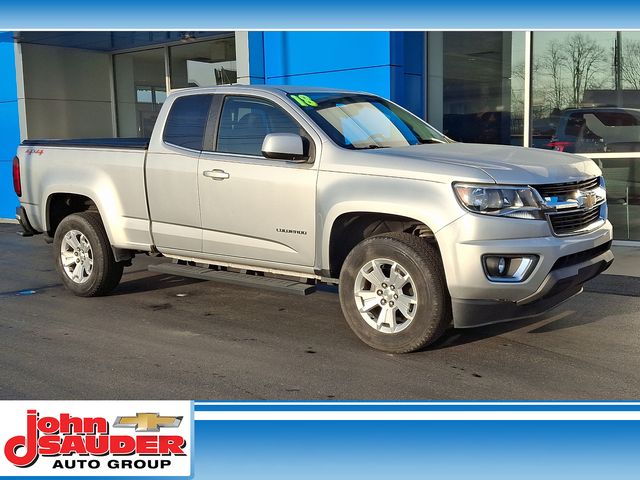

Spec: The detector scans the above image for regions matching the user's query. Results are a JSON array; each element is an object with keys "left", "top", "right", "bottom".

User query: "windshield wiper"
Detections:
[
  {"left": 359, "top": 144, "right": 389, "bottom": 149},
  {"left": 418, "top": 138, "right": 447, "bottom": 144}
]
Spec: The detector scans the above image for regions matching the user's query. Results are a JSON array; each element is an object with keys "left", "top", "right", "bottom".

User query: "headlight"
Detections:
[{"left": 453, "top": 184, "right": 545, "bottom": 220}]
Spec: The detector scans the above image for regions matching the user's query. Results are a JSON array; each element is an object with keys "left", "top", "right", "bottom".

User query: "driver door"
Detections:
[{"left": 197, "top": 95, "right": 318, "bottom": 267}]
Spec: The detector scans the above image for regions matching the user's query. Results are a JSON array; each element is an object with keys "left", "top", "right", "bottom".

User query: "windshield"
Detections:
[{"left": 287, "top": 92, "right": 450, "bottom": 149}]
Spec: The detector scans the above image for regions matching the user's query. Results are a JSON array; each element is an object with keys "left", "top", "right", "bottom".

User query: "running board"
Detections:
[{"left": 148, "top": 263, "right": 316, "bottom": 296}]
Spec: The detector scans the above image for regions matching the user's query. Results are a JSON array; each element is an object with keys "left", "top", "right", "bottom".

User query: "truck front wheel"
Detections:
[
  {"left": 53, "top": 211, "right": 123, "bottom": 297},
  {"left": 339, "top": 232, "right": 451, "bottom": 353}
]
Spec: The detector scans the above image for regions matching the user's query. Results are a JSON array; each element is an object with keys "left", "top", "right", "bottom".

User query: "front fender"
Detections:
[{"left": 316, "top": 171, "right": 465, "bottom": 271}]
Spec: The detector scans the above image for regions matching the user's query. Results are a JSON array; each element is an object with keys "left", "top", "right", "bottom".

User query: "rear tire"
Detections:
[
  {"left": 339, "top": 232, "right": 451, "bottom": 353},
  {"left": 53, "top": 211, "right": 123, "bottom": 297}
]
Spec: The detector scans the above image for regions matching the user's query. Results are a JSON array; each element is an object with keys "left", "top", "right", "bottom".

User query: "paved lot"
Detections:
[{"left": 1, "top": 223, "right": 639, "bottom": 400}]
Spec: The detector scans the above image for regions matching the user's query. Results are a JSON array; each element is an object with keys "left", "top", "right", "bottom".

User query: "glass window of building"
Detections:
[
  {"left": 532, "top": 32, "right": 640, "bottom": 240},
  {"left": 594, "top": 156, "right": 640, "bottom": 241},
  {"left": 114, "top": 48, "right": 166, "bottom": 138},
  {"left": 531, "top": 32, "right": 620, "bottom": 153},
  {"left": 170, "top": 37, "right": 237, "bottom": 88},
  {"left": 428, "top": 32, "right": 525, "bottom": 146},
  {"left": 532, "top": 32, "right": 640, "bottom": 154}
]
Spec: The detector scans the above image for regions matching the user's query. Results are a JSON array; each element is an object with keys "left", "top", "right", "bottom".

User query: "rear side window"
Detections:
[
  {"left": 216, "top": 96, "right": 302, "bottom": 156},
  {"left": 163, "top": 94, "right": 213, "bottom": 150},
  {"left": 594, "top": 111, "right": 639, "bottom": 126}
]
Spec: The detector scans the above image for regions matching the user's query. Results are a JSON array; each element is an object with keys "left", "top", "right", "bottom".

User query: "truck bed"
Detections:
[
  {"left": 17, "top": 137, "right": 152, "bottom": 250},
  {"left": 21, "top": 137, "right": 149, "bottom": 150}
]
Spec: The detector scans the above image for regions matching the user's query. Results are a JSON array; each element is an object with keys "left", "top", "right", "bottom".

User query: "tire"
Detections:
[
  {"left": 338, "top": 232, "right": 451, "bottom": 353},
  {"left": 53, "top": 211, "right": 124, "bottom": 297}
]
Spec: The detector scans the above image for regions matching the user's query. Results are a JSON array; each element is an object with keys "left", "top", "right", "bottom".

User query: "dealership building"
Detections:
[{"left": 0, "top": 30, "right": 638, "bottom": 241}]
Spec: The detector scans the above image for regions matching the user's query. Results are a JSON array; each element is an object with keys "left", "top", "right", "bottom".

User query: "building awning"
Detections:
[{"left": 14, "top": 31, "right": 228, "bottom": 52}]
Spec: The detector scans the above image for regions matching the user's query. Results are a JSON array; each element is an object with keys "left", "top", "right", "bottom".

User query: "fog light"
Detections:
[
  {"left": 497, "top": 257, "right": 506, "bottom": 275},
  {"left": 483, "top": 255, "right": 538, "bottom": 282}
]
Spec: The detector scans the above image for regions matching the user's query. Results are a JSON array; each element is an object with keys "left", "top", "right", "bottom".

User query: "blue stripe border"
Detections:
[
  {"left": 194, "top": 401, "right": 640, "bottom": 412},
  {"left": 3, "top": 1, "right": 640, "bottom": 29}
]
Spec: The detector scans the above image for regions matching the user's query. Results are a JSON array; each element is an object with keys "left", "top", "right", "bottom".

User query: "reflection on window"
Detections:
[
  {"left": 595, "top": 157, "right": 640, "bottom": 240},
  {"left": 136, "top": 88, "right": 153, "bottom": 104},
  {"left": 532, "top": 32, "right": 640, "bottom": 154},
  {"left": 114, "top": 48, "right": 165, "bottom": 138},
  {"left": 427, "top": 32, "right": 525, "bottom": 146},
  {"left": 136, "top": 86, "right": 166, "bottom": 105},
  {"left": 289, "top": 92, "right": 447, "bottom": 149},
  {"left": 170, "top": 37, "right": 237, "bottom": 88},
  {"left": 529, "top": 32, "right": 640, "bottom": 241},
  {"left": 217, "top": 96, "right": 302, "bottom": 156},
  {"left": 163, "top": 94, "right": 213, "bottom": 150},
  {"left": 156, "top": 89, "right": 167, "bottom": 104}
]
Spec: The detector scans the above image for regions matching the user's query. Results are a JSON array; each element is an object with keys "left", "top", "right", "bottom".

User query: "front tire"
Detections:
[
  {"left": 339, "top": 232, "right": 451, "bottom": 353},
  {"left": 53, "top": 211, "right": 123, "bottom": 297}
]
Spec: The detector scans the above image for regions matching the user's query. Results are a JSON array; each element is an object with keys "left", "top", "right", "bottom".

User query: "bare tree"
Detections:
[
  {"left": 510, "top": 61, "right": 526, "bottom": 118},
  {"left": 622, "top": 39, "right": 640, "bottom": 90},
  {"left": 540, "top": 40, "right": 568, "bottom": 110},
  {"left": 562, "top": 33, "right": 608, "bottom": 106}
]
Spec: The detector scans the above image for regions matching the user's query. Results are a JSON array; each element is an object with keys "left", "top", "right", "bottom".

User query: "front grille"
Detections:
[
  {"left": 548, "top": 206, "right": 603, "bottom": 235},
  {"left": 534, "top": 177, "right": 600, "bottom": 199},
  {"left": 533, "top": 177, "right": 604, "bottom": 235}
]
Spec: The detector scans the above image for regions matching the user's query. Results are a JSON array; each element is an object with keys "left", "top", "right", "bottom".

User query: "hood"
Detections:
[{"left": 325, "top": 143, "right": 601, "bottom": 185}]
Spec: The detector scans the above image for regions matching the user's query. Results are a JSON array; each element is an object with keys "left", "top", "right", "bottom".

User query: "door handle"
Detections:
[{"left": 203, "top": 169, "right": 230, "bottom": 181}]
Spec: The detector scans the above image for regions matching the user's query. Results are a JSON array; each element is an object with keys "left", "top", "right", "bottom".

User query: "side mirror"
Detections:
[{"left": 261, "top": 133, "right": 307, "bottom": 162}]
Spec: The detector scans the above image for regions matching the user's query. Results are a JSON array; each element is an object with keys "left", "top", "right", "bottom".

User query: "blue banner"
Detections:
[
  {"left": 2, "top": 1, "right": 640, "bottom": 29},
  {"left": 191, "top": 401, "right": 640, "bottom": 480}
]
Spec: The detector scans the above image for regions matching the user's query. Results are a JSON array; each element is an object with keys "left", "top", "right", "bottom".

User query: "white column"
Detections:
[
  {"left": 426, "top": 32, "right": 444, "bottom": 130},
  {"left": 235, "top": 31, "right": 251, "bottom": 85},
  {"left": 523, "top": 31, "right": 532, "bottom": 148},
  {"left": 13, "top": 41, "right": 27, "bottom": 141}
]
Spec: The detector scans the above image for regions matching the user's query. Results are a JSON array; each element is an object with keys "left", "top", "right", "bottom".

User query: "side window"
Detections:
[
  {"left": 564, "top": 113, "right": 585, "bottom": 138},
  {"left": 595, "top": 112, "right": 639, "bottom": 126},
  {"left": 217, "top": 96, "right": 303, "bottom": 156},
  {"left": 163, "top": 94, "right": 213, "bottom": 150}
]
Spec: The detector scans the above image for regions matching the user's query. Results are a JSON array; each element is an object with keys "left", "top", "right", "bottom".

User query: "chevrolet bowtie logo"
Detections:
[
  {"left": 577, "top": 190, "right": 597, "bottom": 210},
  {"left": 113, "top": 413, "right": 183, "bottom": 432}
]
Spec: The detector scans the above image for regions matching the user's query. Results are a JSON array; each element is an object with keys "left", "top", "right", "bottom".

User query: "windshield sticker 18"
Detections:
[{"left": 290, "top": 94, "right": 318, "bottom": 108}]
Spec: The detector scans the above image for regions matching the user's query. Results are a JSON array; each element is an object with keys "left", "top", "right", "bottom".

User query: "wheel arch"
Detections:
[
  {"left": 324, "top": 208, "right": 439, "bottom": 278},
  {"left": 43, "top": 190, "right": 134, "bottom": 261},
  {"left": 45, "top": 191, "right": 101, "bottom": 237}
]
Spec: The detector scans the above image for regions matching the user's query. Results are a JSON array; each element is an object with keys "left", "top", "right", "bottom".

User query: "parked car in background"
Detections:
[{"left": 545, "top": 107, "right": 640, "bottom": 153}]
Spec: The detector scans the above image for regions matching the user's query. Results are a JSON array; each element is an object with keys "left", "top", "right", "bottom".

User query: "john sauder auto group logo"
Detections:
[{"left": 3, "top": 410, "right": 187, "bottom": 472}]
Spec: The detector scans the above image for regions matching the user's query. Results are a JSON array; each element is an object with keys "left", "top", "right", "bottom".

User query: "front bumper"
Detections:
[
  {"left": 452, "top": 244, "right": 613, "bottom": 328},
  {"left": 436, "top": 213, "right": 614, "bottom": 328}
]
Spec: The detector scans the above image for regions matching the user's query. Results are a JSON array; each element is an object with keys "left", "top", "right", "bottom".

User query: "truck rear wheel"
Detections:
[
  {"left": 339, "top": 232, "right": 451, "bottom": 353},
  {"left": 53, "top": 211, "right": 123, "bottom": 297}
]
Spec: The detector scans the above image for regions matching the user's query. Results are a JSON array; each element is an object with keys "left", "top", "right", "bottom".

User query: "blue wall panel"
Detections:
[
  {"left": 0, "top": 32, "right": 19, "bottom": 219},
  {"left": 247, "top": 31, "right": 266, "bottom": 84},
  {"left": 262, "top": 31, "right": 392, "bottom": 95},
  {"left": 0, "top": 33, "right": 17, "bottom": 102},
  {"left": 258, "top": 31, "right": 424, "bottom": 119},
  {"left": 390, "top": 32, "right": 425, "bottom": 118},
  {"left": 266, "top": 66, "right": 393, "bottom": 98}
]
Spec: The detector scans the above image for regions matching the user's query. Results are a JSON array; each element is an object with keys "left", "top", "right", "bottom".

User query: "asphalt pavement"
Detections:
[{"left": 1, "top": 223, "right": 639, "bottom": 400}]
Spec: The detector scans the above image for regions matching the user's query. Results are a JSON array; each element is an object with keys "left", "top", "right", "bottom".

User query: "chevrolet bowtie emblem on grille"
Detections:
[
  {"left": 577, "top": 190, "right": 597, "bottom": 209},
  {"left": 113, "top": 413, "right": 183, "bottom": 432}
]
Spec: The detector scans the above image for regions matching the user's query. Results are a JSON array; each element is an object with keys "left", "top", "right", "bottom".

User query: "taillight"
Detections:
[
  {"left": 12, "top": 156, "right": 21, "bottom": 197},
  {"left": 546, "top": 141, "right": 573, "bottom": 152}
]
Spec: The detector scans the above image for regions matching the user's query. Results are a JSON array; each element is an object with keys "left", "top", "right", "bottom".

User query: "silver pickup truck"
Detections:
[{"left": 13, "top": 85, "right": 614, "bottom": 353}]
